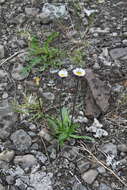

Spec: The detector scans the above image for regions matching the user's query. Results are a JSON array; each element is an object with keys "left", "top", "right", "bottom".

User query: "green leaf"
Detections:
[
  {"left": 70, "top": 134, "right": 94, "bottom": 141},
  {"left": 47, "top": 118, "right": 59, "bottom": 133},
  {"left": 58, "top": 133, "right": 69, "bottom": 145},
  {"left": 61, "top": 107, "right": 71, "bottom": 127}
]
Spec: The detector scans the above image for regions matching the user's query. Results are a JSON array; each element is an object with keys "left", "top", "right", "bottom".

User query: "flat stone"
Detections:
[
  {"left": 81, "top": 169, "right": 98, "bottom": 184},
  {"left": 99, "top": 183, "right": 111, "bottom": 190},
  {"left": 117, "top": 144, "right": 127, "bottom": 152},
  {"left": 109, "top": 47, "right": 127, "bottom": 59},
  {"left": 2, "top": 92, "right": 8, "bottom": 99},
  {"left": 101, "top": 143, "right": 117, "bottom": 156},
  {"left": 97, "top": 166, "right": 106, "bottom": 174},
  {"left": 14, "top": 154, "right": 37, "bottom": 169},
  {"left": 30, "top": 172, "right": 53, "bottom": 190},
  {"left": 84, "top": 69, "right": 110, "bottom": 117},
  {"left": 25, "top": 8, "right": 39, "bottom": 16},
  {"left": 0, "top": 45, "right": 4, "bottom": 59},
  {"left": 42, "top": 92, "right": 55, "bottom": 100},
  {"left": 37, "top": 3, "right": 68, "bottom": 24},
  {"left": 0, "top": 70, "right": 7, "bottom": 78},
  {"left": 77, "top": 160, "right": 91, "bottom": 173},
  {"left": 31, "top": 150, "right": 47, "bottom": 164},
  {"left": 6, "top": 175, "right": 15, "bottom": 185},
  {"left": 10, "top": 129, "right": 32, "bottom": 152},
  {"left": 0, "top": 150, "right": 15, "bottom": 162}
]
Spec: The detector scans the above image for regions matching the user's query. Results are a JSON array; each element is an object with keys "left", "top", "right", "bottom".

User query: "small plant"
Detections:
[
  {"left": 47, "top": 107, "right": 93, "bottom": 145},
  {"left": 13, "top": 93, "right": 43, "bottom": 121},
  {"left": 21, "top": 31, "right": 62, "bottom": 75},
  {"left": 47, "top": 68, "right": 93, "bottom": 145}
]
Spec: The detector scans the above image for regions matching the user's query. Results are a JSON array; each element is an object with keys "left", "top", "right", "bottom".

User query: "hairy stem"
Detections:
[
  {"left": 59, "top": 79, "right": 64, "bottom": 126},
  {"left": 71, "top": 78, "right": 79, "bottom": 125}
]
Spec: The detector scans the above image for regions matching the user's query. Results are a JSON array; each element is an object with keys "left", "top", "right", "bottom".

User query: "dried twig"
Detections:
[
  {"left": 0, "top": 50, "right": 24, "bottom": 66},
  {"left": 80, "top": 141, "right": 127, "bottom": 187}
]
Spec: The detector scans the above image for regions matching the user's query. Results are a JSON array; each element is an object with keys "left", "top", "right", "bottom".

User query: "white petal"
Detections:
[
  {"left": 73, "top": 68, "right": 86, "bottom": 77},
  {"left": 58, "top": 69, "right": 68, "bottom": 78}
]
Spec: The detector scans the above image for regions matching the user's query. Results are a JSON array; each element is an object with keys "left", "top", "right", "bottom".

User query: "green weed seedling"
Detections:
[
  {"left": 21, "top": 32, "right": 62, "bottom": 75},
  {"left": 47, "top": 107, "right": 93, "bottom": 146},
  {"left": 13, "top": 94, "right": 43, "bottom": 121}
]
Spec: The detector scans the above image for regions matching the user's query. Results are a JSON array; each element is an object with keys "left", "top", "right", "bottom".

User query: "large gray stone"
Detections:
[
  {"left": 14, "top": 154, "right": 37, "bottom": 169},
  {"left": 0, "top": 150, "right": 15, "bottom": 162},
  {"left": 109, "top": 47, "right": 127, "bottom": 59},
  {"left": 81, "top": 169, "right": 98, "bottom": 184},
  {"left": 10, "top": 130, "right": 32, "bottom": 151},
  {"left": 37, "top": 3, "right": 68, "bottom": 23}
]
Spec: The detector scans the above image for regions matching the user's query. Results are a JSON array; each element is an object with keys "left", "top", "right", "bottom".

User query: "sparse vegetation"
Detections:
[{"left": 21, "top": 31, "right": 63, "bottom": 75}]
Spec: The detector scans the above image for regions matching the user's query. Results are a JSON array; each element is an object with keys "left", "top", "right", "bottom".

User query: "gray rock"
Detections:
[
  {"left": 14, "top": 154, "right": 37, "bottom": 169},
  {"left": 72, "top": 183, "right": 88, "bottom": 190},
  {"left": 30, "top": 172, "right": 53, "bottom": 190},
  {"left": 101, "top": 143, "right": 117, "bottom": 156},
  {"left": 42, "top": 92, "right": 55, "bottom": 100},
  {"left": 0, "top": 120, "right": 13, "bottom": 140},
  {"left": 62, "top": 146, "right": 79, "bottom": 161},
  {"left": 90, "top": 27, "right": 110, "bottom": 34},
  {"left": 77, "top": 160, "right": 91, "bottom": 173},
  {"left": 50, "top": 148, "right": 56, "bottom": 160},
  {"left": 0, "top": 100, "right": 16, "bottom": 140},
  {"left": 0, "top": 184, "right": 5, "bottom": 190},
  {"left": 37, "top": 3, "right": 68, "bottom": 24},
  {"left": 10, "top": 130, "right": 32, "bottom": 151},
  {"left": 122, "top": 39, "right": 127, "bottom": 45},
  {"left": 0, "top": 70, "right": 7, "bottom": 78},
  {"left": 109, "top": 47, "right": 127, "bottom": 60},
  {"left": 0, "top": 150, "right": 15, "bottom": 162},
  {"left": 97, "top": 166, "right": 106, "bottom": 174},
  {"left": 2, "top": 92, "right": 8, "bottom": 99},
  {"left": 6, "top": 175, "right": 15, "bottom": 185},
  {"left": 85, "top": 69, "right": 110, "bottom": 116},
  {"left": 25, "top": 8, "right": 39, "bottom": 16},
  {"left": 32, "top": 150, "right": 47, "bottom": 164},
  {"left": 0, "top": 83, "right": 7, "bottom": 91},
  {"left": 0, "top": 0, "right": 5, "bottom": 3},
  {"left": 81, "top": 169, "right": 98, "bottom": 184},
  {"left": 11, "top": 63, "right": 29, "bottom": 81},
  {"left": 93, "top": 62, "right": 100, "bottom": 70},
  {"left": 117, "top": 144, "right": 127, "bottom": 152},
  {"left": 7, "top": 165, "right": 25, "bottom": 177},
  {"left": 0, "top": 160, "right": 9, "bottom": 170},
  {"left": 99, "top": 183, "right": 111, "bottom": 190},
  {"left": 0, "top": 45, "right": 4, "bottom": 59}
]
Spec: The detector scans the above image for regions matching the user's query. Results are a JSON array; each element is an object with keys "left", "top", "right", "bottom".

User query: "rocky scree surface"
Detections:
[{"left": 0, "top": 0, "right": 127, "bottom": 190}]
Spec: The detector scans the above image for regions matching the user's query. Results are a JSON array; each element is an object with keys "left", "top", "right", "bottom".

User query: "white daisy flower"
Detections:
[
  {"left": 58, "top": 69, "right": 68, "bottom": 78},
  {"left": 73, "top": 68, "right": 86, "bottom": 77}
]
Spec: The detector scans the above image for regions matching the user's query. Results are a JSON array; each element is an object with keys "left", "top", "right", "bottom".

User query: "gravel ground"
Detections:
[{"left": 0, "top": 0, "right": 127, "bottom": 190}]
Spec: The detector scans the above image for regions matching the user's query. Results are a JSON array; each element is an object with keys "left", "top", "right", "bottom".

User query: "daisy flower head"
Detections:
[
  {"left": 58, "top": 69, "right": 68, "bottom": 78},
  {"left": 73, "top": 68, "right": 86, "bottom": 77}
]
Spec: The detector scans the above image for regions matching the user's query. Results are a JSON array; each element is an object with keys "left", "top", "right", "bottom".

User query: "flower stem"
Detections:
[
  {"left": 71, "top": 78, "right": 79, "bottom": 125},
  {"left": 59, "top": 79, "right": 63, "bottom": 126}
]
